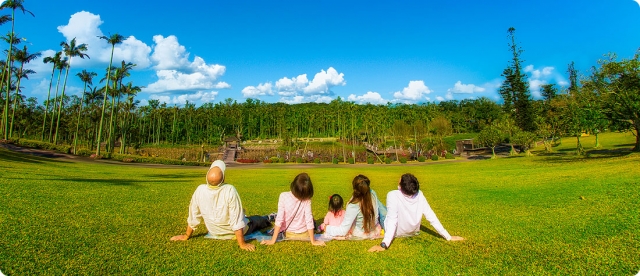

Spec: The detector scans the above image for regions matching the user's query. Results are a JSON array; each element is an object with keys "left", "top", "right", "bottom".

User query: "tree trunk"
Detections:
[
  {"left": 633, "top": 123, "right": 640, "bottom": 152},
  {"left": 41, "top": 65, "right": 56, "bottom": 141}
]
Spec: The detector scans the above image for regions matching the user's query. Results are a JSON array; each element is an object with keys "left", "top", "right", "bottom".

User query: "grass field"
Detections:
[{"left": 1, "top": 132, "right": 639, "bottom": 275}]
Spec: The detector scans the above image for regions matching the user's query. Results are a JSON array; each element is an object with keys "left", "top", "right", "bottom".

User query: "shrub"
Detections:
[
  {"left": 296, "top": 157, "right": 304, "bottom": 163},
  {"left": 75, "top": 148, "right": 93, "bottom": 157},
  {"left": 269, "top": 157, "right": 280, "bottom": 163},
  {"left": 445, "top": 153, "right": 454, "bottom": 159},
  {"left": 399, "top": 157, "right": 407, "bottom": 164},
  {"left": 418, "top": 156, "right": 426, "bottom": 162},
  {"left": 348, "top": 158, "right": 355, "bottom": 164},
  {"left": 384, "top": 157, "right": 392, "bottom": 164},
  {"left": 279, "top": 157, "right": 285, "bottom": 163},
  {"left": 367, "top": 157, "right": 374, "bottom": 164},
  {"left": 332, "top": 158, "right": 339, "bottom": 164},
  {"left": 13, "top": 139, "right": 71, "bottom": 154},
  {"left": 431, "top": 155, "right": 439, "bottom": 161},
  {"left": 111, "top": 153, "right": 207, "bottom": 166},
  {"left": 237, "top": 158, "right": 259, "bottom": 163},
  {"left": 263, "top": 159, "right": 273, "bottom": 164},
  {"left": 314, "top": 158, "right": 321, "bottom": 164}
]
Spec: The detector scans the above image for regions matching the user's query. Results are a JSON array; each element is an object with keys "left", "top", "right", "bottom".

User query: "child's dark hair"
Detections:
[
  {"left": 328, "top": 194, "right": 344, "bottom": 215},
  {"left": 291, "top": 173, "right": 314, "bottom": 200},
  {"left": 399, "top": 173, "right": 420, "bottom": 196}
]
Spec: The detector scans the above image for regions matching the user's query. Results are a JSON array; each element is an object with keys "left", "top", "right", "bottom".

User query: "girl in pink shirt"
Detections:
[
  {"left": 319, "top": 194, "right": 345, "bottom": 232},
  {"left": 261, "top": 173, "right": 325, "bottom": 246}
]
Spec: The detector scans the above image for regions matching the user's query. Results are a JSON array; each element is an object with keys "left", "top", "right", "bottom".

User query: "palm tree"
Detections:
[
  {"left": 9, "top": 68, "right": 32, "bottom": 136},
  {"left": 106, "top": 60, "right": 135, "bottom": 152},
  {"left": 48, "top": 57, "right": 67, "bottom": 142},
  {"left": 41, "top": 51, "right": 62, "bottom": 141},
  {"left": 73, "top": 70, "right": 96, "bottom": 154},
  {"left": 9, "top": 45, "right": 39, "bottom": 137},
  {"left": 96, "top": 33, "right": 124, "bottom": 156},
  {"left": 1, "top": 0, "right": 33, "bottom": 140},
  {"left": 119, "top": 82, "right": 141, "bottom": 154},
  {"left": 54, "top": 37, "right": 89, "bottom": 145}
]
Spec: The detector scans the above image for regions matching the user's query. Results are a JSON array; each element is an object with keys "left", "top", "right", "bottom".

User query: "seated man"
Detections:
[
  {"left": 171, "top": 160, "right": 271, "bottom": 251},
  {"left": 369, "top": 173, "right": 464, "bottom": 252}
]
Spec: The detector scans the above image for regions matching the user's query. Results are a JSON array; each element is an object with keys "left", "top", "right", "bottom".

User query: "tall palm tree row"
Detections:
[
  {"left": 96, "top": 33, "right": 124, "bottom": 155},
  {"left": 73, "top": 69, "right": 96, "bottom": 154},
  {"left": 9, "top": 45, "right": 39, "bottom": 137},
  {"left": 1, "top": 0, "right": 33, "bottom": 140},
  {"left": 53, "top": 37, "right": 89, "bottom": 145},
  {"left": 41, "top": 51, "right": 62, "bottom": 141}
]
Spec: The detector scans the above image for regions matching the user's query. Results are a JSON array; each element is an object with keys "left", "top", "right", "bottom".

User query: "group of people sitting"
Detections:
[{"left": 170, "top": 160, "right": 464, "bottom": 251}]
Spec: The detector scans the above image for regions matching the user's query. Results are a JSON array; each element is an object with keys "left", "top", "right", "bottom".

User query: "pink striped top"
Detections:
[{"left": 274, "top": 191, "right": 314, "bottom": 233}]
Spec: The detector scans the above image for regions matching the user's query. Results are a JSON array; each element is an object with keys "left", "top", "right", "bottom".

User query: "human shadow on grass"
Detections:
[
  {"left": 144, "top": 173, "right": 202, "bottom": 180},
  {"left": 419, "top": 225, "right": 444, "bottom": 239},
  {"left": 48, "top": 176, "right": 188, "bottom": 186},
  {"left": 534, "top": 149, "right": 633, "bottom": 163},
  {"left": 0, "top": 150, "right": 70, "bottom": 165}
]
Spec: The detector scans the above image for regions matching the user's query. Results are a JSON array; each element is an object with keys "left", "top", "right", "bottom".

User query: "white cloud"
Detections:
[
  {"left": 303, "top": 67, "right": 345, "bottom": 94},
  {"left": 435, "top": 96, "right": 446, "bottom": 102},
  {"left": 149, "top": 91, "right": 219, "bottom": 105},
  {"left": 241, "top": 82, "right": 274, "bottom": 98},
  {"left": 24, "top": 49, "right": 56, "bottom": 80},
  {"left": 448, "top": 81, "right": 486, "bottom": 94},
  {"left": 144, "top": 35, "right": 227, "bottom": 93},
  {"left": 276, "top": 74, "right": 309, "bottom": 96},
  {"left": 393, "top": 80, "right": 431, "bottom": 102},
  {"left": 56, "top": 11, "right": 152, "bottom": 68},
  {"left": 279, "top": 95, "right": 333, "bottom": 104},
  {"left": 347, "top": 91, "right": 389, "bottom": 105},
  {"left": 243, "top": 67, "right": 346, "bottom": 102},
  {"left": 524, "top": 65, "right": 568, "bottom": 99}
]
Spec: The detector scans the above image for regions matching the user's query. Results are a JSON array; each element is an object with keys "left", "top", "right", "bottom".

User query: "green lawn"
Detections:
[{"left": 1, "top": 132, "right": 638, "bottom": 275}]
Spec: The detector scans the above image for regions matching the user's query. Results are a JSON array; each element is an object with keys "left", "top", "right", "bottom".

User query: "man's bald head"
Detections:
[{"left": 206, "top": 167, "right": 223, "bottom": 186}]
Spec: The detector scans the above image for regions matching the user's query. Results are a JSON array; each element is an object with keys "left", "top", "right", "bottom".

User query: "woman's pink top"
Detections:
[
  {"left": 274, "top": 192, "right": 314, "bottom": 233},
  {"left": 323, "top": 209, "right": 345, "bottom": 227}
]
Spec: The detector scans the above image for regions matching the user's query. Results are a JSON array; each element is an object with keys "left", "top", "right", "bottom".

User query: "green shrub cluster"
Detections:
[
  {"left": 13, "top": 139, "right": 72, "bottom": 154},
  {"left": 296, "top": 157, "right": 304, "bottom": 163},
  {"left": 347, "top": 158, "right": 355, "bottom": 164},
  {"left": 367, "top": 157, "right": 374, "bottom": 164},
  {"left": 332, "top": 158, "right": 339, "bottom": 164},
  {"left": 269, "top": 157, "right": 280, "bottom": 163},
  {"left": 384, "top": 157, "right": 392, "bottom": 164},
  {"left": 431, "top": 155, "right": 439, "bottom": 161},
  {"left": 111, "top": 153, "right": 208, "bottom": 166},
  {"left": 399, "top": 157, "right": 408, "bottom": 163},
  {"left": 314, "top": 158, "right": 321, "bottom": 164},
  {"left": 75, "top": 148, "right": 93, "bottom": 157},
  {"left": 417, "top": 156, "right": 426, "bottom": 162},
  {"left": 445, "top": 153, "right": 454, "bottom": 159}
]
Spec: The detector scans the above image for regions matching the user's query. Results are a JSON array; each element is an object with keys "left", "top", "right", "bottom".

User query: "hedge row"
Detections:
[{"left": 13, "top": 139, "right": 72, "bottom": 154}]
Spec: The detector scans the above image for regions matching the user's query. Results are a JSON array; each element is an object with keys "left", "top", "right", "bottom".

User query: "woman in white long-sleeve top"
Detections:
[
  {"left": 325, "top": 175, "right": 381, "bottom": 239},
  {"left": 369, "top": 173, "right": 464, "bottom": 252}
]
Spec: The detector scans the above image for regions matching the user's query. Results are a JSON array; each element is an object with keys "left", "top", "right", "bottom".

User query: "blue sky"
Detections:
[{"left": 9, "top": 0, "right": 640, "bottom": 106}]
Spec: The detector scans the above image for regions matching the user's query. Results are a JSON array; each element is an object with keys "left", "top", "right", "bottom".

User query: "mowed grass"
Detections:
[{"left": 0, "top": 132, "right": 639, "bottom": 275}]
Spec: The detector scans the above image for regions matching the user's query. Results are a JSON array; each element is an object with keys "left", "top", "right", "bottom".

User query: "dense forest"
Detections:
[{"left": 1, "top": 1, "right": 639, "bottom": 160}]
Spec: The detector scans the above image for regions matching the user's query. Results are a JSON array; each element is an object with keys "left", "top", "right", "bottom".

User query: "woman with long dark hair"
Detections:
[{"left": 325, "top": 175, "right": 381, "bottom": 239}]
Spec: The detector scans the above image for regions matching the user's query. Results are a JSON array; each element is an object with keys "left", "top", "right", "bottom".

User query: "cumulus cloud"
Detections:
[
  {"left": 242, "top": 67, "right": 346, "bottom": 103},
  {"left": 347, "top": 91, "right": 389, "bottom": 105},
  {"left": 56, "top": 11, "right": 152, "bottom": 68},
  {"left": 303, "top": 67, "right": 345, "bottom": 94},
  {"left": 524, "top": 65, "right": 568, "bottom": 98},
  {"left": 47, "top": 11, "right": 230, "bottom": 100},
  {"left": 393, "top": 80, "right": 431, "bottom": 102},
  {"left": 242, "top": 82, "right": 274, "bottom": 98},
  {"left": 144, "top": 35, "right": 227, "bottom": 93},
  {"left": 149, "top": 91, "right": 219, "bottom": 105},
  {"left": 448, "top": 81, "right": 486, "bottom": 94}
]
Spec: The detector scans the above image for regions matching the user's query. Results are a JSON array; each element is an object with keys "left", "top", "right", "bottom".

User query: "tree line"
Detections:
[{"left": 0, "top": 2, "right": 638, "bottom": 158}]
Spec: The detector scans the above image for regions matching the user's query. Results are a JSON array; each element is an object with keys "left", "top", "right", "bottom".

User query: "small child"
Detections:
[{"left": 318, "top": 194, "right": 345, "bottom": 232}]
